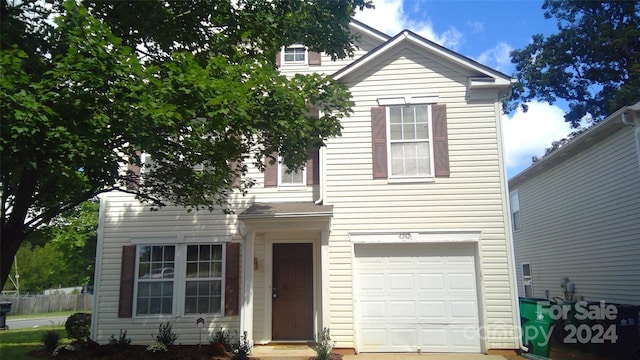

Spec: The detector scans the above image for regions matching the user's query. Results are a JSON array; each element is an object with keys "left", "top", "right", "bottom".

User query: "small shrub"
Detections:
[
  {"left": 315, "top": 327, "right": 335, "bottom": 360},
  {"left": 53, "top": 344, "right": 75, "bottom": 357},
  {"left": 65, "top": 312, "right": 92, "bottom": 343},
  {"left": 232, "top": 331, "right": 252, "bottom": 360},
  {"left": 43, "top": 329, "right": 61, "bottom": 353},
  {"left": 108, "top": 329, "right": 132, "bottom": 351},
  {"left": 152, "top": 321, "right": 178, "bottom": 346},
  {"left": 146, "top": 341, "right": 168, "bottom": 354},
  {"left": 211, "top": 327, "right": 232, "bottom": 351}
]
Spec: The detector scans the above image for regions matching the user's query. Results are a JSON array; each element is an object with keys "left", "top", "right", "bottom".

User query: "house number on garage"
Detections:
[{"left": 399, "top": 233, "right": 413, "bottom": 240}]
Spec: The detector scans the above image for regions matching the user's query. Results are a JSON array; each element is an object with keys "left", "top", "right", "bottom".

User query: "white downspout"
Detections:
[{"left": 314, "top": 146, "right": 324, "bottom": 205}]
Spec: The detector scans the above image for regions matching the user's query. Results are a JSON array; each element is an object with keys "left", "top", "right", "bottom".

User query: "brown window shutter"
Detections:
[
  {"left": 371, "top": 107, "right": 388, "bottom": 179},
  {"left": 230, "top": 160, "right": 242, "bottom": 188},
  {"left": 432, "top": 104, "right": 450, "bottom": 177},
  {"left": 118, "top": 245, "right": 136, "bottom": 318},
  {"left": 308, "top": 51, "right": 321, "bottom": 65},
  {"left": 264, "top": 154, "right": 278, "bottom": 187},
  {"left": 275, "top": 50, "right": 281, "bottom": 67},
  {"left": 225, "top": 242, "right": 241, "bottom": 316},
  {"left": 306, "top": 148, "right": 319, "bottom": 185}
]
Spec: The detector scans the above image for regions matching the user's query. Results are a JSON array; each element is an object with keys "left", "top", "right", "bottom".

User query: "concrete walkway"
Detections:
[{"left": 251, "top": 345, "right": 509, "bottom": 360}]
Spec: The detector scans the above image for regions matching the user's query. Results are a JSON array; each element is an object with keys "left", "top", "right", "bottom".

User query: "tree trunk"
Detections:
[{"left": 1, "top": 225, "right": 28, "bottom": 290}]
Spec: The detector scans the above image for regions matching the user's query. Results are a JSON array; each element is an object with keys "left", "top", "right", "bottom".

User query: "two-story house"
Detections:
[
  {"left": 91, "top": 19, "right": 520, "bottom": 354},
  {"left": 510, "top": 101, "right": 640, "bottom": 305}
]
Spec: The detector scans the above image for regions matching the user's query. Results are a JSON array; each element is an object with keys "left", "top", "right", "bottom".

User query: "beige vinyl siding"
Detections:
[
  {"left": 322, "top": 46, "right": 516, "bottom": 349},
  {"left": 278, "top": 30, "right": 383, "bottom": 77},
  {"left": 93, "top": 192, "right": 244, "bottom": 344},
  {"left": 512, "top": 125, "right": 640, "bottom": 305}
]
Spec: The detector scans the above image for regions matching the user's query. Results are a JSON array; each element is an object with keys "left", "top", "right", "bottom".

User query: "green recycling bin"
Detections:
[{"left": 520, "top": 297, "right": 554, "bottom": 357}]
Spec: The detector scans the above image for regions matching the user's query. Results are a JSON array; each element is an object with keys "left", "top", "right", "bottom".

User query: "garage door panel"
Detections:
[
  {"left": 418, "top": 273, "right": 445, "bottom": 290},
  {"left": 389, "top": 274, "right": 414, "bottom": 289},
  {"left": 420, "top": 300, "right": 447, "bottom": 320},
  {"left": 420, "top": 328, "right": 449, "bottom": 352},
  {"left": 389, "top": 301, "right": 416, "bottom": 318},
  {"left": 355, "top": 243, "right": 480, "bottom": 353}
]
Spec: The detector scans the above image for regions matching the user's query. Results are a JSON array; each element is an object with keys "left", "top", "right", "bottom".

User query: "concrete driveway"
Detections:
[{"left": 343, "top": 354, "right": 509, "bottom": 360}]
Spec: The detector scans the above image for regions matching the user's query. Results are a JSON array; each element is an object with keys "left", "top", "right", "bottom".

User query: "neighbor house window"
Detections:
[
  {"left": 522, "top": 263, "right": 533, "bottom": 298},
  {"left": 284, "top": 46, "right": 306, "bottom": 63},
  {"left": 278, "top": 160, "right": 306, "bottom": 186},
  {"left": 185, "top": 244, "right": 223, "bottom": 314},
  {"left": 388, "top": 105, "right": 433, "bottom": 177},
  {"left": 136, "top": 245, "right": 175, "bottom": 315},
  {"left": 511, "top": 190, "right": 521, "bottom": 231}
]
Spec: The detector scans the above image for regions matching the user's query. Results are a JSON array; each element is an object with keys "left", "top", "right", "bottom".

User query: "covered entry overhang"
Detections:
[{"left": 238, "top": 202, "right": 333, "bottom": 344}]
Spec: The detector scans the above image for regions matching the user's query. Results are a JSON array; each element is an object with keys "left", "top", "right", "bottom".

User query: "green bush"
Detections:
[
  {"left": 211, "top": 327, "right": 232, "bottom": 352},
  {"left": 315, "top": 327, "right": 335, "bottom": 360},
  {"left": 42, "top": 329, "right": 61, "bottom": 353},
  {"left": 108, "top": 329, "right": 131, "bottom": 351},
  {"left": 152, "top": 322, "right": 178, "bottom": 346},
  {"left": 64, "top": 313, "right": 91, "bottom": 343},
  {"left": 146, "top": 341, "right": 168, "bottom": 354},
  {"left": 232, "top": 331, "right": 252, "bottom": 360}
]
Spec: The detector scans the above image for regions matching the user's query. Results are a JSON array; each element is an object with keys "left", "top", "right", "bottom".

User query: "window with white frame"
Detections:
[
  {"left": 185, "top": 244, "right": 223, "bottom": 314},
  {"left": 278, "top": 161, "right": 306, "bottom": 186},
  {"left": 134, "top": 243, "right": 226, "bottom": 316},
  {"left": 522, "top": 263, "right": 533, "bottom": 297},
  {"left": 283, "top": 46, "right": 306, "bottom": 63},
  {"left": 136, "top": 245, "right": 175, "bottom": 315},
  {"left": 511, "top": 190, "right": 521, "bottom": 231},
  {"left": 388, "top": 105, "right": 433, "bottom": 177}
]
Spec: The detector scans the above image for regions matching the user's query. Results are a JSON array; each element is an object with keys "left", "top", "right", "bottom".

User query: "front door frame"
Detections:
[{"left": 264, "top": 234, "right": 319, "bottom": 342}]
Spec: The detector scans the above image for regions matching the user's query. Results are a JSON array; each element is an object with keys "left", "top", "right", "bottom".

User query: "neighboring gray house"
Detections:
[{"left": 509, "top": 101, "right": 640, "bottom": 305}]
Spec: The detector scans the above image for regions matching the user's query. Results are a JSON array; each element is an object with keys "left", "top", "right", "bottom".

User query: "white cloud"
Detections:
[
  {"left": 477, "top": 42, "right": 513, "bottom": 74},
  {"left": 354, "top": 0, "right": 463, "bottom": 50},
  {"left": 503, "top": 101, "right": 575, "bottom": 177}
]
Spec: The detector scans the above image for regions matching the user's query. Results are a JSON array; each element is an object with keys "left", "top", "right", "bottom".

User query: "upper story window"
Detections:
[
  {"left": 388, "top": 105, "right": 433, "bottom": 177},
  {"left": 510, "top": 190, "right": 521, "bottom": 231},
  {"left": 263, "top": 150, "right": 319, "bottom": 187},
  {"left": 279, "top": 161, "right": 306, "bottom": 187},
  {"left": 283, "top": 46, "right": 307, "bottom": 63},
  {"left": 371, "top": 100, "right": 449, "bottom": 181},
  {"left": 277, "top": 46, "right": 321, "bottom": 67}
]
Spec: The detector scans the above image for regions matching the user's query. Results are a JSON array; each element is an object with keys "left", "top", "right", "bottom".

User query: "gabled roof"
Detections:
[
  {"left": 349, "top": 18, "right": 391, "bottom": 43},
  {"left": 333, "top": 29, "right": 512, "bottom": 88},
  {"left": 509, "top": 101, "right": 640, "bottom": 188}
]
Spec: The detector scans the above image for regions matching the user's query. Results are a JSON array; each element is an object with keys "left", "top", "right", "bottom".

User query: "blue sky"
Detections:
[{"left": 354, "top": 0, "right": 578, "bottom": 178}]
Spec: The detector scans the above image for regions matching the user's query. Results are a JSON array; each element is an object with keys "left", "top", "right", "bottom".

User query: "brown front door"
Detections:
[{"left": 272, "top": 243, "right": 314, "bottom": 341}]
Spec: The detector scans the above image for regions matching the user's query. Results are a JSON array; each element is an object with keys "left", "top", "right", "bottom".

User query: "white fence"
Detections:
[{"left": 0, "top": 294, "right": 92, "bottom": 315}]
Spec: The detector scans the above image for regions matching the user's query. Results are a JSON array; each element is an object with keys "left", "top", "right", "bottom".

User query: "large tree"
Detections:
[
  {"left": 1, "top": 0, "right": 371, "bottom": 288},
  {"left": 507, "top": 0, "right": 640, "bottom": 127}
]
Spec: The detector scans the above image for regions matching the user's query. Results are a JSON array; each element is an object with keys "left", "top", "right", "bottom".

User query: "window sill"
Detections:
[
  {"left": 277, "top": 185, "right": 307, "bottom": 191},
  {"left": 386, "top": 176, "right": 436, "bottom": 184}
]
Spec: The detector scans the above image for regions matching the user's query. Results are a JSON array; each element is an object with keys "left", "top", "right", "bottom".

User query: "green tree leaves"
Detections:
[
  {"left": 507, "top": 0, "right": 640, "bottom": 127},
  {"left": 1, "top": 0, "right": 371, "bottom": 288}
]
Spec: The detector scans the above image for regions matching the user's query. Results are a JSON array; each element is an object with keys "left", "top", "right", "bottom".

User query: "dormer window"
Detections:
[{"left": 283, "top": 46, "right": 307, "bottom": 64}]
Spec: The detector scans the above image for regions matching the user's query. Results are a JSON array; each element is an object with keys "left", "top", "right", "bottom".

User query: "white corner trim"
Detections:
[{"left": 349, "top": 229, "right": 481, "bottom": 244}]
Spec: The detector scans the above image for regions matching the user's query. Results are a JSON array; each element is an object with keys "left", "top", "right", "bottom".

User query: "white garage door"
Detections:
[{"left": 355, "top": 243, "right": 481, "bottom": 353}]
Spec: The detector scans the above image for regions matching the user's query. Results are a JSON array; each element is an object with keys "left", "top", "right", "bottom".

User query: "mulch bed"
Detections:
[{"left": 27, "top": 344, "right": 344, "bottom": 360}]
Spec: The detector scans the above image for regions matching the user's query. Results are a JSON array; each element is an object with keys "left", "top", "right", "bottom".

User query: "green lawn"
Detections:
[
  {"left": 7, "top": 310, "right": 79, "bottom": 320},
  {"left": 0, "top": 325, "right": 68, "bottom": 358}
]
